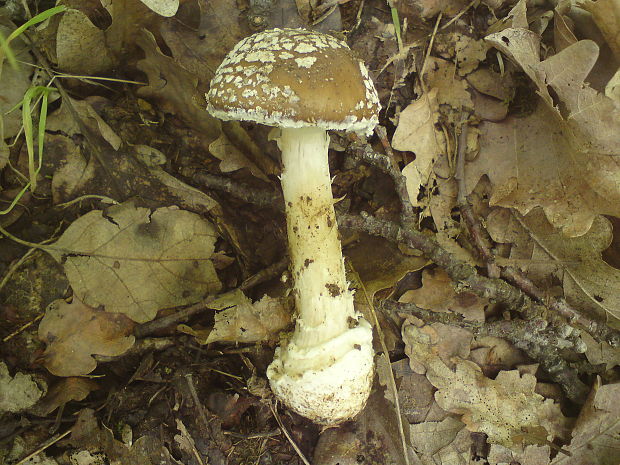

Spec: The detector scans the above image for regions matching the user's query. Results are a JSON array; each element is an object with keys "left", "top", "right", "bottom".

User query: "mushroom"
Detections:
[{"left": 206, "top": 28, "right": 380, "bottom": 425}]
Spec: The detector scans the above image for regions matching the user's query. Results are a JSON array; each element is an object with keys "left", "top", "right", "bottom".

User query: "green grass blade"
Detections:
[{"left": 6, "top": 5, "right": 67, "bottom": 44}]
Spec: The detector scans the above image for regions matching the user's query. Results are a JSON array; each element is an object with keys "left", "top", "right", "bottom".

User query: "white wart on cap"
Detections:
[{"left": 206, "top": 28, "right": 380, "bottom": 136}]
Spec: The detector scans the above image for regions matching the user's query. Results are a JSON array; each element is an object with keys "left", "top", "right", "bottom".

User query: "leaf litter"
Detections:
[{"left": 0, "top": 0, "right": 619, "bottom": 463}]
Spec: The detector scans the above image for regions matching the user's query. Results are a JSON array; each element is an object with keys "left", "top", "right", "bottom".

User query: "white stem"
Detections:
[
  {"left": 278, "top": 127, "right": 355, "bottom": 349},
  {"left": 267, "top": 126, "right": 374, "bottom": 425}
]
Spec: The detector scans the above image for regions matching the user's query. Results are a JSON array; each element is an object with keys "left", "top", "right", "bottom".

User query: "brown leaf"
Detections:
[
  {"left": 136, "top": 29, "right": 221, "bottom": 143},
  {"left": 578, "top": 0, "right": 620, "bottom": 61},
  {"left": 39, "top": 299, "right": 135, "bottom": 377},
  {"left": 409, "top": 417, "right": 472, "bottom": 463},
  {"left": 49, "top": 203, "right": 221, "bottom": 323},
  {"left": 55, "top": 8, "right": 115, "bottom": 74},
  {"left": 466, "top": 103, "right": 620, "bottom": 236},
  {"left": 205, "top": 294, "right": 291, "bottom": 344},
  {"left": 551, "top": 379, "right": 620, "bottom": 465},
  {"left": 403, "top": 322, "right": 570, "bottom": 449},
  {"left": 399, "top": 268, "right": 487, "bottom": 322},
  {"left": 392, "top": 89, "right": 446, "bottom": 207},
  {"left": 33, "top": 377, "right": 99, "bottom": 415},
  {"left": 0, "top": 26, "right": 33, "bottom": 140}
]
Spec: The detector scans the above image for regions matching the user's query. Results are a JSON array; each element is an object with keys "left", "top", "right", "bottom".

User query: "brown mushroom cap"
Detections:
[{"left": 206, "top": 28, "right": 380, "bottom": 135}]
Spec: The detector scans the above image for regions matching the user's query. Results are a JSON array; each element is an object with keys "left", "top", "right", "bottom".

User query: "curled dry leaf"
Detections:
[
  {"left": 38, "top": 299, "right": 135, "bottom": 377},
  {"left": 578, "top": 0, "right": 620, "bottom": 61},
  {"left": 403, "top": 322, "right": 570, "bottom": 450},
  {"left": 49, "top": 202, "right": 221, "bottom": 323},
  {"left": 179, "top": 291, "right": 291, "bottom": 344},
  {"left": 33, "top": 377, "right": 100, "bottom": 416},
  {"left": 136, "top": 29, "right": 221, "bottom": 143}
]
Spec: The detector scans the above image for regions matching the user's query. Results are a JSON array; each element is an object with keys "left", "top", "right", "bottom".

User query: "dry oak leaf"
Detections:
[
  {"left": 551, "top": 379, "right": 620, "bottom": 465},
  {"left": 488, "top": 207, "right": 620, "bottom": 325},
  {"left": 399, "top": 267, "right": 487, "bottom": 322},
  {"left": 403, "top": 323, "right": 569, "bottom": 450},
  {"left": 465, "top": 102, "right": 620, "bottom": 237},
  {"left": 409, "top": 416, "right": 472, "bottom": 465},
  {"left": 33, "top": 377, "right": 99, "bottom": 416},
  {"left": 477, "top": 29, "right": 620, "bottom": 235},
  {"left": 55, "top": 8, "right": 115, "bottom": 75},
  {"left": 38, "top": 298, "right": 135, "bottom": 377},
  {"left": 136, "top": 29, "right": 221, "bottom": 144},
  {"left": 179, "top": 291, "right": 291, "bottom": 344},
  {"left": 393, "top": 89, "right": 446, "bottom": 207},
  {"left": 49, "top": 203, "right": 221, "bottom": 323},
  {"left": 517, "top": 209, "right": 620, "bottom": 325},
  {"left": 0, "top": 362, "right": 45, "bottom": 414},
  {"left": 578, "top": 0, "right": 620, "bottom": 61},
  {"left": 139, "top": 0, "right": 179, "bottom": 17}
]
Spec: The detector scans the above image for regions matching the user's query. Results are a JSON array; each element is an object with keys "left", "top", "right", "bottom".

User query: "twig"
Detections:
[
  {"left": 194, "top": 172, "right": 282, "bottom": 210},
  {"left": 269, "top": 404, "right": 312, "bottom": 465},
  {"left": 337, "top": 212, "right": 614, "bottom": 402},
  {"left": 454, "top": 124, "right": 618, "bottom": 347},
  {"left": 135, "top": 297, "right": 218, "bottom": 338},
  {"left": 371, "top": 126, "right": 418, "bottom": 228},
  {"left": 135, "top": 258, "right": 287, "bottom": 338},
  {"left": 15, "top": 429, "right": 72, "bottom": 465},
  {"left": 185, "top": 373, "right": 211, "bottom": 431},
  {"left": 477, "top": 319, "right": 590, "bottom": 402},
  {"left": 454, "top": 123, "right": 501, "bottom": 279},
  {"left": 382, "top": 300, "right": 481, "bottom": 329}
]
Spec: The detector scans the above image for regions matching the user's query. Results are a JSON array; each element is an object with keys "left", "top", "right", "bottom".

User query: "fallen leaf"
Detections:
[
  {"left": 392, "top": 89, "right": 446, "bottom": 207},
  {"left": 49, "top": 134, "right": 97, "bottom": 203},
  {"left": 0, "top": 26, "right": 33, "bottom": 139},
  {"left": 578, "top": 0, "right": 620, "bottom": 61},
  {"left": 48, "top": 202, "right": 221, "bottom": 323},
  {"left": 423, "top": 56, "right": 473, "bottom": 110},
  {"left": 33, "top": 377, "right": 99, "bottom": 416},
  {"left": 551, "top": 379, "right": 620, "bottom": 465},
  {"left": 466, "top": 103, "right": 620, "bottom": 237},
  {"left": 180, "top": 292, "right": 291, "bottom": 344},
  {"left": 399, "top": 268, "right": 487, "bottom": 322},
  {"left": 488, "top": 444, "right": 551, "bottom": 465},
  {"left": 209, "top": 132, "right": 268, "bottom": 181},
  {"left": 553, "top": 10, "right": 578, "bottom": 52},
  {"left": 403, "top": 322, "right": 570, "bottom": 450},
  {"left": 469, "top": 336, "right": 529, "bottom": 377},
  {"left": 55, "top": 8, "right": 115, "bottom": 74},
  {"left": 454, "top": 34, "right": 490, "bottom": 76},
  {"left": 46, "top": 96, "right": 122, "bottom": 149},
  {"left": 518, "top": 210, "right": 620, "bottom": 325},
  {"left": 0, "top": 362, "right": 45, "bottom": 414},
  {"left": 136, "top": 29, "right": 221, "bottom": 144},
  {"left": 38, "top": 298, "right": 135, "bottom": 377},
  {"left": 347, "top": 235, "right": 428, "bottom": 298},
  {"left": 66, "top": 409, "right": 166, "bottom": 465},
  {"left": 486, "top": 30, "right": 620, "bottom": 155},
  {"left": 409, "top": 416, "right": 472, "bottom": 465},
  {"left": 139, "top": 0, "right": 179, "bottom": 17},
  {"left": 579, "top": 331, "right": 620, "bottom": 371}
]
